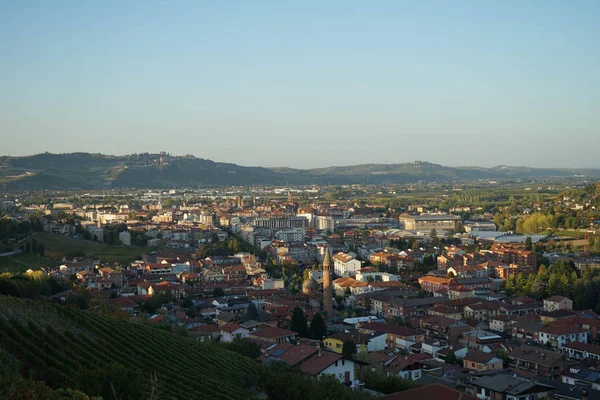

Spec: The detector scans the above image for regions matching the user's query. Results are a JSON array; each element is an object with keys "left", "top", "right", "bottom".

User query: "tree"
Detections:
[
  {"left": 446, "top": 271, "right": 455, "bottom": 279},
  {"left": 244, "top": 302, "right": 259, "bottom": 322},
  {"left": 310, "top": 312, "right": 326, "bottom": 340},
  {"left": 290, "top": 307, "right": 308, "bottom": 337},
  {"left": 525, "top": 236, "right": 532, "bottom": 251},
  {"left": 496, "top": 349, "right": 511, "bottom": 368},
  {"left": 445, "top": 349, "right": 458, "bottom": 365},
  {"left": 342, "top": 340, "right": 357, "bottom": 358},
  {"left": 212, "top": 287, "right": 225, "bottom": 297}
]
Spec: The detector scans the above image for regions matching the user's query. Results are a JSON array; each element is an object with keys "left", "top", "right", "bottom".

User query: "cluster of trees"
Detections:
[
  {"left": 516, "top": 212, "right": 556, "bottom": 234},
  {"left": 363, "top": 371, "right": 420, "bottom": 394},
  {"left": 290, "top": 307, "right": 327, "bottom": 340},
  {"left": 505, "top": 260, "right": 600, "bottom": 311},
  {"left": 0, "top": 216, "right": 43, "bottom": 242},
  {"left": 0, "top": 272, "right": 70, "bottom": 299},
  {"left": 196, "top": 237, "right": 264, "bottom": 259},
  {"left": 256, "top": 362, "right": 370, "bottom": 400},
  {"left": 23, "top": 237, "right": 45, "bottom": 257}
]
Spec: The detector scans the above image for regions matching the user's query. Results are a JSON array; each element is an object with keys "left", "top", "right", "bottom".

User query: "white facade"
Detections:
[
  {"left": 367, "top": 334, "right": 387, "bottom": 352},
  {"left": 333, "top": 254, "right": 362, "bottom": 277},
  {"left": 355, "top": 272, "right": 400, "bottom": 282},
  {"left": 397, "top": 368, "right": 422, "bottom": 381},
  {"left": 319, "top": 359, "right": 355, "bottom": 383},
  {"left": 539, "top": 331, "right": 587, "bottom": 349},
  {"left": 220, "top": 327, "right": 249, "bottom": 343},
  {"left": 275, "top": 228, "right": 305, "bottom": 243},
  {"left": 316, "top": 216, "right": 335, "bottom": 233}
]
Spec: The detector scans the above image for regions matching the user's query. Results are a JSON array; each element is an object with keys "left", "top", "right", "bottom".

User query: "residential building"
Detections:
[
  {"left": 538, "top": 325, "right": 588, "bottom": 349},
  {"left": 332, "top": 252, "right": 362, "bottom": 277},
  {"left": 544, "top": 296, "right": 573, "bottom": 312},
  {"left": 462, "top": 349, "right": 503, "bottom": 372},
  {"left": 471, "top": 375, "right": 556, "bottom": 400}
]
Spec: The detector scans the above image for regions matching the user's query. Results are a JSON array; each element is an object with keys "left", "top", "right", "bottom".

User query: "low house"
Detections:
[
  {"left": 509, "top": 344, "right": 570, "bottom": 378},
  {"left": 561, "top": 342, "right": 600, "bottom": 361},
  {"left": 538, "top": 325, "right": 588, "bottom": 349},
  {"left": 219, "top": 323, "right": 249, "bottom": 342},
  {"left": 247, "top": 326, "right": 297, "bottom": 344},
  {"left": 461, "top": 329, "right": 503, "bottom": 351},
  {"left": 417, "top": 314, "right": 472, "bottom": 345},
  {"left": 489, "top": 314, "right": 512, "bottom": 332},
  {"left": 324, "top": 330, "right": 386, "bottom": 354},
  {"left": 471, "top": 374, "right": 556, "bottom": 400},
  {"left": 188, "top": 324, "right": 220, "bottom": 342},
  {"left": 463, "top": 302, "right": 501, "bottom": 323},
  {"left": 544, "top": 296, "right": 573, "bottom": 312},
  {"left": 462, "top": 349, "right": 503, "bottom": 372},
  {"left": 259, "top": 343, "right": 318, "bottom": 367},
  {"left": 358, "top": 322, "right": 425, "bottom": 351},
  {"left": 383, "top": 358, "right": 423, "bottom": 381},
  {"left": 298, "top": 350, "right": 356, "bottom": 384},
  {"left": 110, "top": 297, "right": 139, "bottom": 314}
]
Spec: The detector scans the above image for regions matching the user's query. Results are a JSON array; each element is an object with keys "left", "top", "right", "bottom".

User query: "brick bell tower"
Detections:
[{"left": 322, "top": 248, "right": 333, "bottom": 319}]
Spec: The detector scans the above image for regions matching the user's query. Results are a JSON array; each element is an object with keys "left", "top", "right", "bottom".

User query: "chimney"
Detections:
[{"left": 318, "top": 348, "right": 322, "bottom": 357}]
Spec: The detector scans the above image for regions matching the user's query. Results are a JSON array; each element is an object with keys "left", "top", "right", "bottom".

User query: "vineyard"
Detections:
[{"left": 0, "top": 296, "right": 260, "bottom": 400}]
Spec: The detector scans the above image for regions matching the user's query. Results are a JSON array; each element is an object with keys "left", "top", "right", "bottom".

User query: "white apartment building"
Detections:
[
  {"left": 332, "top": 252, "right": 362, "bottom": 277},
  {"left": 317, "top": 216, "right": 335, "bottom": 233},
  {"left": 275, "top": 228, "right": 305, "bottom": 243}
]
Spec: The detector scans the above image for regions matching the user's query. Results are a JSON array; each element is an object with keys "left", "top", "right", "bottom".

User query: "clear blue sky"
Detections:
[{"left": 1, "top": 0, "right": 598, "bottom": 168}]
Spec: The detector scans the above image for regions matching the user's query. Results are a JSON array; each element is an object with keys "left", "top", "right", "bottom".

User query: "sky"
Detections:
[{"left": 0, "top": 0, "right": 599, "bottom": 169}]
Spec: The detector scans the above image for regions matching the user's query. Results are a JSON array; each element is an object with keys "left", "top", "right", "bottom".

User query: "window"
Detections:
[
  {"left": 336, "top": 343, "right": 341, "bottom": 348},
  {"left": 342, "top": 360, "right": 345, "bottom": 366},
  {"left": 335, "top": 361, "right": 338, "bottom": 367}
]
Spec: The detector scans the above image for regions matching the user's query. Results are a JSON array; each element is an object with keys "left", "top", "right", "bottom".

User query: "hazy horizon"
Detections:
[
  {"left": 1, "top": 1, "right": 599, "bottom": 169},
  {"left": 2, "top": 151, "right": 600, "bottom": 171}
]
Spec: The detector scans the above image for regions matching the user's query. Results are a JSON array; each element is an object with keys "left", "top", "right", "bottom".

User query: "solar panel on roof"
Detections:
[{"left": 272, "top": 349, "right": 285, "bottom": 357}]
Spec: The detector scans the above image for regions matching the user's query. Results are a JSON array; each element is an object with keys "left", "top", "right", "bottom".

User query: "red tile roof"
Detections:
[
  {"left": 381, "top": 384, "right": 478, "bottom": 400},
  {"left": 299, "top": 351, "right": 343, "bottom": 376},
  {"left": 251, "top": 326, "right": 296, "bottom": 339}
]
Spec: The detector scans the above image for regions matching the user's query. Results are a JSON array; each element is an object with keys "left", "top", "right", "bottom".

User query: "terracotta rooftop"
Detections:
[{"left": 381, "top": 384, "right": 478, "bottom": 400}]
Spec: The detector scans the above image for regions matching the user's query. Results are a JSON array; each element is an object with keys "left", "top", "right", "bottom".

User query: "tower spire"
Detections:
[{"left": 322, "top": 247, "right": 333, "bottom": 319}]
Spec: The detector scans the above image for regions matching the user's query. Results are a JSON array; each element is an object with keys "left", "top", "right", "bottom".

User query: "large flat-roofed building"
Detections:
[{"left": 398, "top": 214, "right": 460, "bottom": 232}]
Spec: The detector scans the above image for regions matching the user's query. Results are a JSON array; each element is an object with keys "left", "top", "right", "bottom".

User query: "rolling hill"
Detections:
[
  {"left": 0, "top": 296, "right": 259, "bottom": 400},
  {"left": 1, "top": 153, "right": 599, "bottom": 190}
]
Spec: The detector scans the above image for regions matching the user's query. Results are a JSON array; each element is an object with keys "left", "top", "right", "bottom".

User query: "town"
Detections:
[{"left": 1, "top": 180, "right": 600, "bottom": 399}]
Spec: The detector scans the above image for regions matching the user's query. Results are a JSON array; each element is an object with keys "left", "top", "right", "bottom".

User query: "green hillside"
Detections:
[
  {"left": 3, "top": 152, "right": 599, "bottom": 190},
  {"left": 32, "top": 232, "right": 150, "bottom": 264},
  {"left": 0, "top": 296, "right": 258, "bottom": 400}
]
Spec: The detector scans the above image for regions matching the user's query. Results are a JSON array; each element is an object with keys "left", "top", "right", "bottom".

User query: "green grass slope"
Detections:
[
  {"left": 0, "top": 252, "right": 50, "bottom": 273},
  {"left": 33, "top": 232, "right": 150, "bottom": 263},
  {"left": 0, "top": 296, "right": 259, "bottom": 400}
]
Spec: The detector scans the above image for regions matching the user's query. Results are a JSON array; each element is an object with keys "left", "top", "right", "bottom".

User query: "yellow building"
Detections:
[{"left": 323, "top": 331, "right": 370, "bottom": 355}]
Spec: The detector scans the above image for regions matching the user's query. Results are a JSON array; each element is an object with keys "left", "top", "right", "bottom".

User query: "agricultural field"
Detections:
[
  {"left": 32, "top": 232, "right": 151, "bottom": 264},
  {"left": 0, "top": 252, "right": 50, "bottom": 273},
  {"left": 0, "top": 296, "right": 260, "bottom": 400}
]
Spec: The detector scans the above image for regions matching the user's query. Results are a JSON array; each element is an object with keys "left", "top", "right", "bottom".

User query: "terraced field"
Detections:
[{"left": 0, "top": 296, "right": 260, "bottom": 400}]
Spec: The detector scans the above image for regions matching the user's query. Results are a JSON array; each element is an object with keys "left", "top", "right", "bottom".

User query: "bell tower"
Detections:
[{"left": 323, "top": 248, "right": 333, "bottom": 319}]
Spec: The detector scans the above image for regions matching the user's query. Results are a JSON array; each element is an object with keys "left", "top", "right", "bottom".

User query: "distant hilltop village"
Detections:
[{"left": 1, "top": 178, "right": 600, "bottom": 399}]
